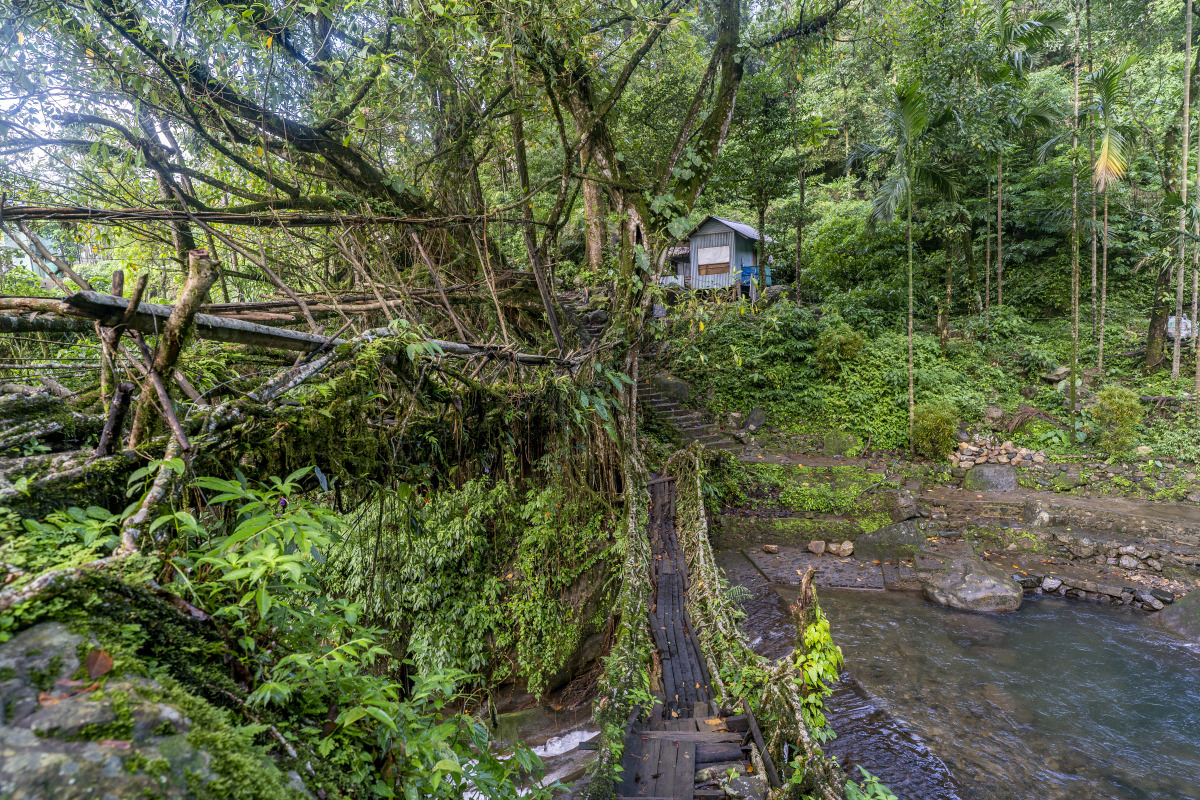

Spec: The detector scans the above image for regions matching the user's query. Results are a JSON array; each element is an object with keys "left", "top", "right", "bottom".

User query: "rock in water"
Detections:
[
  {"left": 855, "top": 520, "right": 923, "bottom": 562},
  {"left": 919, "top": 557, "right": 1023, "bottom": 613},
  {"left": 1158, "top": 591, "right": 1200, "bottom": 641},
  {"left": 807, "top": 540, "right": 826, "bottom": 555},
  {"left": 962, "top": 463, "right": 1018, "bottom": 492},
  {"left": 762, "top": 544, "right": 778, "bottom": 554}
]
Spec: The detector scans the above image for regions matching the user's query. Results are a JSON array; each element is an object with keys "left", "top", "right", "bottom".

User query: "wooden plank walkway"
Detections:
[{"left": 615, "top": 476, "right": 772, "bottom": 800}]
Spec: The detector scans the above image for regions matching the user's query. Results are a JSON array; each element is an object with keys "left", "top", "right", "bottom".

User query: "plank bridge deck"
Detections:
[{"left": 615, "top": 476, "right": 764, "bottom": 800}]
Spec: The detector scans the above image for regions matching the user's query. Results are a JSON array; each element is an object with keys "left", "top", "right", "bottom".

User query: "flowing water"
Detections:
[{"left": 719, "top": 550, "right": 1200, "bottom": 800}]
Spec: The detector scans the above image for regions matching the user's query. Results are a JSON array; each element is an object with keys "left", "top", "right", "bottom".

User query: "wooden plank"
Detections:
[
  {"left": 617, "top": 736, "right": 645, "bottom": 796},
  {"left": 642, "top": 737, "right": 663, "bottom": 797},
  {"left": 673, "top": 741, "right": 695, "bottom": 799},
  {"left": 695, "top": 742, "right": 746, "bottom": 764},
  {"left": 741, "top": 699, "right": 781, "bottom": 789},
  {"left": 657, "top": 739, "right": 677, "bottom": 799},
  {"left": 723, "top": 714, "right": 749, "bottom": 732},
  {"left": 631, "top": 731, "right": 743, "bottom": 741}
]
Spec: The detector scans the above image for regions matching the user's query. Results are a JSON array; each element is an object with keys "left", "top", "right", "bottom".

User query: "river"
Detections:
[{"left": 719, "top": 550, "right": 1200, "bottom": 800}]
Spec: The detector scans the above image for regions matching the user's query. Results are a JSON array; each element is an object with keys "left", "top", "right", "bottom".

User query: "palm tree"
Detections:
[
  {"left": 864, "top": 80, "right": 960, "bottom": 455},
  {"left": 980, "top": 1, "right": 1066, "bottom": 308},
  {"left": 1084, "top": 55, "right": 1139, "bottom": 375}
]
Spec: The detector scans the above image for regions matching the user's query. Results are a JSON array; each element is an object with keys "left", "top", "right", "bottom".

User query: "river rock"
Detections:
[
  {"left": 1041, "top": 576, "right": 1063, "bottom": 592},
  {"left": 1118, "top": 555, "right": 1139, "bottom": 570},
  {"left": 855, "top": 520, "right": 922, "bottom": 562},
  {"left": 962, "top": 463, "right": 1018, "bottom": 492},
  {"left": 762, "top": 544, "right": 778, "bottom": 554},
  {"left": 1158, "top": 591, "right": 1200, "bottom": 641},
  {"left": 919, "top": 557, "right": 1022, "bottom": 613},
  {"left": 807, "top": 540, "right": 826, "bottom": 555},
  {"left": 835, "top": 540, "right": 854, "bottom": 557},
  {"left": 649, "top": 374, "right": 689, "bottom": 404},
  {"left": 823, "top": 430, "right": 857, "bottom": 455},
  {"left": 1136, "top": 592, "right": 1165, "bottom": 611}
]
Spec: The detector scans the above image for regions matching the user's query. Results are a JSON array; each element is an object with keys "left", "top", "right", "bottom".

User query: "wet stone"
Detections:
[{"left": 918, "top": 557, "right": 1023, "bottom": 613}]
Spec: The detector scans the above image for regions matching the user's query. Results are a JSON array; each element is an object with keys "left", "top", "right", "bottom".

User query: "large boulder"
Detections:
[
  {"left": 1158, "top": 591, "right": 1200, "bottom": 642},
  {"left": 918, "top": 557, "right": 1022, "bottom": 613},
  {"left": 963, "top": 463, "right": 1018, "bottom": 492},
  {"left": 854, "top": 520, "right": 923, "bottom": 562},
  {"left": 648, "top": 374, "right": 690, "bottom": 404}
]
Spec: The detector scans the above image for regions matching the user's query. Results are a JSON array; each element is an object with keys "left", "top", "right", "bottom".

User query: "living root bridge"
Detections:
[{"left": 585, "top": 453, "right": 844, "bottom": 800}]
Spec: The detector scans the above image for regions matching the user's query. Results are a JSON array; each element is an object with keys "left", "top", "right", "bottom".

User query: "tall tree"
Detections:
[
  {"left": 1084, "top": 55, "right": 1139, "bottom": 374},
  {"left": 866, "top": 80, "right": 960, "bottom": 454},
  {"left": 1178, "top": 0, "right": 1196, "bottom": 381},
  {"left": 1070, "top": 0, "right": 1081, "bottom": 429}
]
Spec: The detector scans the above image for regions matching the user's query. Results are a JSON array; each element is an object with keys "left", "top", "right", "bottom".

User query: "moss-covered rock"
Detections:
[
  {"left": 854, "top": 520, "right": 923, "bottom": 562},
  {"left": 0, "top": 622, "right": 306, "bottom": 800}
]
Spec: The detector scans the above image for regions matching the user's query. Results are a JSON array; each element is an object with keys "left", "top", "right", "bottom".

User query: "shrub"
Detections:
[
  {"left": 1092, "top": 385, "right": 1143, "bottom": 456},
  {"left": 912, "top": 403, "right": 959, "bottom": 460},
  {"left": 814, "top": 321, "right": 865, "bottom": 378}
]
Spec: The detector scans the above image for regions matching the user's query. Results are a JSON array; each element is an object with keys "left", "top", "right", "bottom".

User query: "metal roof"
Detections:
[{"left": 685, "top": 215, "right": 774, "bottom": 243}]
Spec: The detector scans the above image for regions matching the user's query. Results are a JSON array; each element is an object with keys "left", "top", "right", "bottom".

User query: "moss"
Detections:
[
  {"left": 26, "top": 654, "right": 61, "bottom": 692},
  {"left": 153, "top": 720, "right": 178, "bottom": 737},
  {"left": 0, "top": 665, "right": 15, "bottom": 681},
  {"left": 857, "top": 513, "right": 892, "bottom": 535},
  {"left": 74, "top": 689, "right": 134, "bottom": 741},
  {"left": 125, "top": 751, "right": 172, "bottom": 778}
]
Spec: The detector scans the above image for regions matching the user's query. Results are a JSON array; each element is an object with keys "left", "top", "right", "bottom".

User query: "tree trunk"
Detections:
[
  {"left": 1070, "top": 2, "right": 1081, "bottom": 427},
  {"left": 940, "top": 242, "right": 953, "bottom": 350},
  {"left": 1177, "top": 0, "right": 1194, "bottom": 381},
  {"left": 996, "top": 153, "right": 1004, "bottom": 307},
  {"left": 985, "top": 186, "right": 991, "bottom": 332},
  {"left": 961, "top": 213, "right": 979, "bottom": 313},
  {"left": 1098, "top": 193, "right": 1109, "bottom": 373},
  {"left": 1088, "top": 0, "right": 1098, "bottom": 342},
  {"left": 796, "top": 168, "right": 805, "bottom": 306},
  {"left": 758, "top": 202, "right": 768, "bottom": 291},
  {"left": 1147, "top": 262, "right": 1174, "bottom": 373},
  {"left": 907, "top": 188, "right": 915, "bottom": 456},
  {"left": 583, "top": 175, "right": 607, "bottom": 274}
]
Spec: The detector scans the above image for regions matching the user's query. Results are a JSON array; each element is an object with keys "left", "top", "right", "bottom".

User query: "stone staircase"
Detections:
[{"left": 638, "top": 380, "right": 742, "bottom": 453}]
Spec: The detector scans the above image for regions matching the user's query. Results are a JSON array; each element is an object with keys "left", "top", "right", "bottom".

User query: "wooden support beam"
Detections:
[
  {"left": 740, "top": 698, "right": 781, "bottom": 789},
  {"left": 0, "top": 313, "right": 94, "bottom": 334},
  {"left": 54, "top": 293, "right": 572, "bottom": 364}
]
